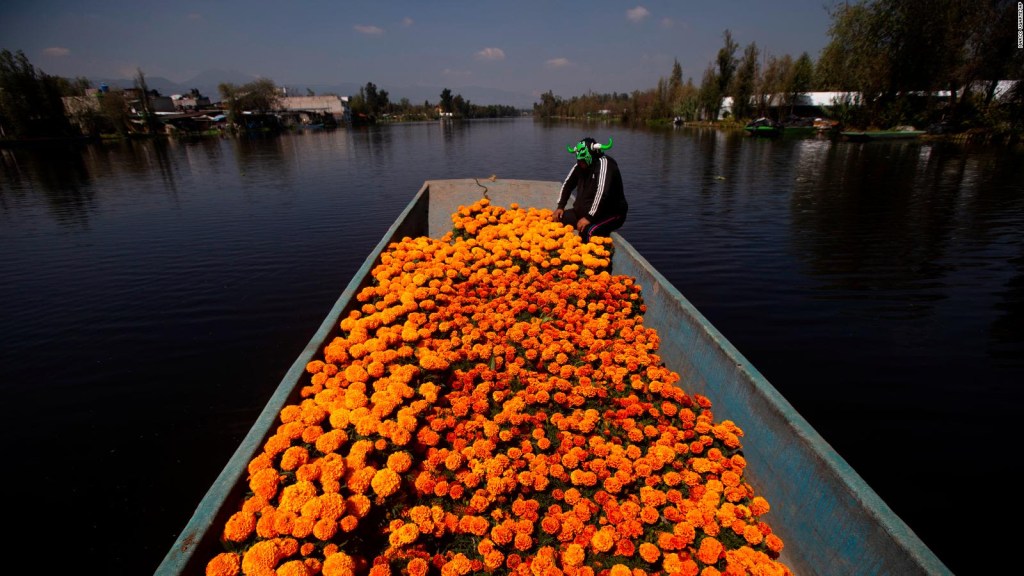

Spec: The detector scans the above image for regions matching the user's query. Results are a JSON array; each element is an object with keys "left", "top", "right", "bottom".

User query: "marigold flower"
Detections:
[
  {"left": 322, "top": 551, "right": 356, "bottom": 576},
  {"left": 513, "top": 532, "right": 533, "bottom": 551},
  {"left": 223, "top": 511, "right": 256, "bottom": 543},
  {"left": 389, "top": 522, "right": 421, "bottom": 547},
  {"left": 637, "top": 542, "right": 660, "bottom": 564},
  {"left": 206, "top": 552, "right": 241, "bottom": 576},
  {"left": 340, "top": 515, "right": 358, "bottom": 532},
  {"left": 697, "top": 537, "right": 724, "bottom": 565},
  {"left": 742, "top": 524, "right": 764, "bottom": 546},
  {"left": 407, "top": 558, "right": 429, "bottom": 576},
  {"left": 241, "top": 540, "right": 287, "bottom": 576},
  {"left": 590, "top": 526, "right": 616, "bottom": 553},
  {"left": 765, "top": 533, "right": 784, "bottom": 553},
  {"left": 371, "top": 467, "right": 401, "bottom": 498},
  {"left": 441, "top": 553, "right": 472, "bottom": 576}
]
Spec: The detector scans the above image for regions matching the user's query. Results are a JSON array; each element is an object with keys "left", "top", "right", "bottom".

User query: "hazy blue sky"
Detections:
[{"left": 1, "top": 1, "right": 837, "bottom": 105}]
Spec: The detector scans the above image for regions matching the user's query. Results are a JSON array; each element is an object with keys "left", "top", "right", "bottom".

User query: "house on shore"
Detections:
[
  {"left": 718, "top": 81, "right": 1019, "bottom": 121},
  {"left": 276, "top": 95, "right": 351, "bottom": 126}
]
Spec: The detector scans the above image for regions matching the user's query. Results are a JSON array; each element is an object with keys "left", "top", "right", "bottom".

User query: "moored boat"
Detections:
[
  {"left": 744, "top": 117, "right": 783, "bottom": 137},
  {"left": 841, "top": 126, "right": 925, "bottom": 141},
  {"left": 157, "top": 179, "right": 951, "bottom": 576}
]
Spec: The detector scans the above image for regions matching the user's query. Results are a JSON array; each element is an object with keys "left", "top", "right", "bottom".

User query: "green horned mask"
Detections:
[{"left": 567, "top": 137, "right": 613, "bottom": 165}]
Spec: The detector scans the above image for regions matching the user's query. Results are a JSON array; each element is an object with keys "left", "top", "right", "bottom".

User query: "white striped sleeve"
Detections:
[{"left": 590, "top": 157, "right": 608, "bottom": 216}]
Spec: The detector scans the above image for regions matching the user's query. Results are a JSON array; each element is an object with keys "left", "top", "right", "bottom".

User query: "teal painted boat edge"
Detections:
[
  {"left": 154, "top": 184, "right": 433, "bottom": 575},
  {"left": 609, "top": 236, "right": 952, "bottom": 576}
]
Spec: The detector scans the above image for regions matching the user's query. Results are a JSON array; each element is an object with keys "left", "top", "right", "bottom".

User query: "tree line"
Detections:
[
  {"left": 0, "top": 47, "right": 524, "bottom": 141},
  {"left": 4, "top": 2, "right": 1022, "bottom": 140},
  {"left": 534, "top": 0, "right": 1023, "bottom": 133},
  {"left": 346, "top": 83, "right": 519, "bottom": 121}
]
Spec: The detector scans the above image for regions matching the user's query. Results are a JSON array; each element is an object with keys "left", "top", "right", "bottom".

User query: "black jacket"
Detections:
[{"left": 557, "top": 155, "right": 628, "bottom": 221}]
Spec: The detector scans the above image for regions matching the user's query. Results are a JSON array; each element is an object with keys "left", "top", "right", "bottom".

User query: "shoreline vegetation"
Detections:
[{"left": 3, "top": 0, "right": 1022, "bottom": 147}]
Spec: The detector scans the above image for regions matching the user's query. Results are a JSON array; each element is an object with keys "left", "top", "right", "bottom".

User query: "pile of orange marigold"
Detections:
[{"left": 205, "top": 198, "right": 793, "bottom": 576}]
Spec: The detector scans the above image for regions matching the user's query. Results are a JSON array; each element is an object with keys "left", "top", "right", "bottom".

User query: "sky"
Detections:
[{"left": 1, "top": 1, "right": 837, "bottom": 107}]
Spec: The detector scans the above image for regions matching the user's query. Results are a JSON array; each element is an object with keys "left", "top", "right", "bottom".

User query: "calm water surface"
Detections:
[{"left": 2, "top": 120, "right": 1022, "bottom": 575}]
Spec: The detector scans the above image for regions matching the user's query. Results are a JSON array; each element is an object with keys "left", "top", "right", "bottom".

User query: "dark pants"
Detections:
[{"left": 560, "top": 209, "right": 627, "bottom": 243}]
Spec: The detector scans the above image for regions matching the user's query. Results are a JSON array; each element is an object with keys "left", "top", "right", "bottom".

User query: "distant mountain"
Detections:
[
  {"left": 88, "top": 70, "right": 537, "bottom": 109},
  {"left": 90, "top": 69, "right": 258, "bottom": 100}
]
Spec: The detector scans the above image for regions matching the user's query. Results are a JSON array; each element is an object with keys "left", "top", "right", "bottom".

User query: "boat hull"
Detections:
[
  {"left": 841, "top": 130, "right": 926, "bottom": 141},
  {"left": 157, "top": 179, "right": 951, "bottom": 576}
]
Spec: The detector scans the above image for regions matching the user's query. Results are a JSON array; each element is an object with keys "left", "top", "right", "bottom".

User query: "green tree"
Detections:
[
  {"left": 53, "top": 75, "right": 91, "bottom": 97},
  {"left": 0, "top": 49, "right": 73, "bottom": 139},
  {"left": 716, "top": 30, "right": 739, "bottom": 98},
  {"left": 697, "top": 65, "right": 720, "bottom": 121},
  {"left": 439, "top": 88, "right": 454, "bottom": 114},
  {"left": 97, "top": 89, "right": 130, "bottom": 136},
  {"left": 731, "top": 43, "right": 759, "bottom": 120},
  {"left": 755, "top": 54, "right": 788, "bottom": 119},
  {"left": 668, "top": 59, "right": 684, "bottom": 104},
  {"left": 534, "top": 90, "right": 560, "bottom": 118},
  {"left": 133, "top": 68, "right": 162, "bottom": 133},
  {"left": 784, "top": 52, "right": 815, "bottom": 117},
  {"left": 219, "top": 78, "right": 279, "bottom": 128},
  {"left": 816, "top": 1, "right": 889, "bottom": 125}
]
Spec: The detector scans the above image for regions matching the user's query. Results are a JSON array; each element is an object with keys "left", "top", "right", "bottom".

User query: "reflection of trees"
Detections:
[
  {"left": 789, "top": 142, "right": 954, "bottom": 321},
  {"left": 231, "top": 134, "right": 289, "bottom": 188},
  {"left": 1, "top": 145, "right": 95, "bottom": 228},
  {"left": 991, "top": 253, "right": 1024, "bottom": 365},
  {"left": 789, "top": 140, "right": 1024, "bottom": 358}
]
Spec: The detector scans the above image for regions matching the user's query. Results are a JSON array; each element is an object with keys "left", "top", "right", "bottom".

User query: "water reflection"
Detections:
[
  {"left": 0, "top": 145, "right": 96, "bottom": 227},
  {"left": 232, "top": 133, "right": 291, "bottom": 181},
  {"left": 1, "top": 123, "right": 1022, "bottom": 576}
]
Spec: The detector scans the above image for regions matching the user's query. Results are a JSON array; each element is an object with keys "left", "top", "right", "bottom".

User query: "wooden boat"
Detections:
[
  {"left": 157, "top": 179, "right": 952, "bottom": 576},
  {"left": 841, "top": 129, "right": 926, "bottom": 141}
]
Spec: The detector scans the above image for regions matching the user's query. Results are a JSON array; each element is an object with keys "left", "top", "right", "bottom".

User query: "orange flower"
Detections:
[
  {"left": 222, "top": 511, "right": 256, "bottom": 543},
  {"left": 590, "top": 526, "right": 615, "bottom": 553},
  {"left": 406, "top": 558, "right": 429, "bottom": 576},
  {"left": 513, "top": 532, "right": 533, "bottom": 552},
  {"left": 312, "top": 517, "right": 338, "bottom": 541},
  {"left": 206, "top": 552, "right": 241, "bottom": 576},
  {"left": 765, "top": 533, "right": 784, "bottom": 553},
  {"left": 386, "top": 451, "right": 412, "bottom": 473},
  {"left": 697, "top": 537, "right": 724, "bottom": 565},
  {"left": 388, "top": 522, "right": 420, "bottom": 547},
  {"left": 562, "top": 543, "right": 586, "bottom": 567},
  {"left": 440, "top": 553, "right": 472, "bottom": 576},
  {"left": 743, "top": 524, "right": 764, "bottom": 546},
  {"left": 242, "top": 540, "right": 288, "bottom": 576},
  {"left": 322, "top": 551, "right": 356, "bottom": 576},
  {"left": 371, "top": 468, "right": 402, "bottom": 498},
  {"left": 638, "top": 542, "right": 660, "bottom": 563},
  {"left": 749, "top": 496, "right": 770, "bottom": 516}
]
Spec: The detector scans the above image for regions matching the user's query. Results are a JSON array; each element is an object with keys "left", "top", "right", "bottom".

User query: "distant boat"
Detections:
[
  {"left": 673, "top": 116, "right": 684, "bottom": 126},
  {"left": 841, "top": 126, "right": 925, "bottom": 141},
  {"left": 744, "top": 117, "right": 782, "bottom": 137}
]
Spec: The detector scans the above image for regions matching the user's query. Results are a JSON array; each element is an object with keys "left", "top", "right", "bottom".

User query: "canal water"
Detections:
[{"left": 2, "top": 119, "right": 1021, "bottom": 575}]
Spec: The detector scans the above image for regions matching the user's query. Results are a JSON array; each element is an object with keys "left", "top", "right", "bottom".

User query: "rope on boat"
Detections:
[{"left": 474, "top": 174, "right": 497, "bottom": 199}]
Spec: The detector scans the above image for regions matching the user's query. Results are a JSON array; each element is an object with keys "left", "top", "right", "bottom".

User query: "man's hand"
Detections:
[
  {"left": 576, "top": 216, "right": 591, "bottom": 232},
  {"left": 552, "top": 208, "right": 564, "bottom": 222}
]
